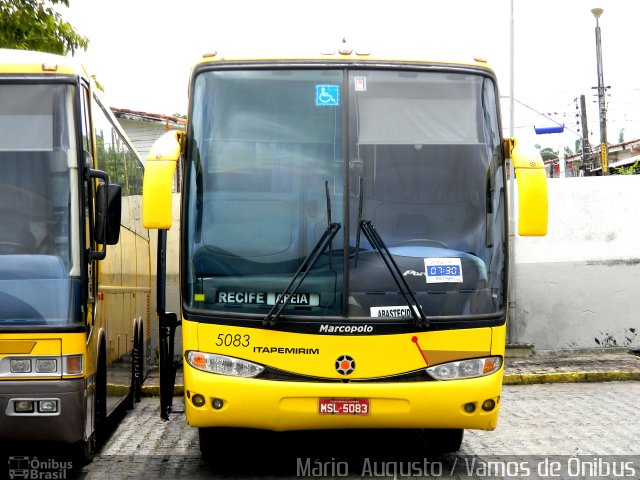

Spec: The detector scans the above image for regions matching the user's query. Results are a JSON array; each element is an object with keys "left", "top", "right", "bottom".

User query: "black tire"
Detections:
[
  {"left": 134, "top": 323, "right": 143, "bottom": 403},
  {"left": 124, "top": 324, "right": 142, "bottom": 410},
  {"left": 198, "top": 427, "right": 214, "bottom": 455},
  {"left": 199, "top": 427, "right": 247, "bottom": 456},
  {"left": 419, "top": 428, "right": 464, "bottom": 454}
]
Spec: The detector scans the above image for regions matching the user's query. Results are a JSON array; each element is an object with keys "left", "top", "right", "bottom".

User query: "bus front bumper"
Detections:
[
  {"left": 0, "top": 379, "right": 86, "bottom": 444},
  {"left": 184, "top": 365, "right": 503, "bottom": 431}
]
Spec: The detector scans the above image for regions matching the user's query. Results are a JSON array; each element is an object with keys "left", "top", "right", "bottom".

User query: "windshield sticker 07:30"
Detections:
[{"left": 424, "top": 258, "right": 463, "bottom": 283}]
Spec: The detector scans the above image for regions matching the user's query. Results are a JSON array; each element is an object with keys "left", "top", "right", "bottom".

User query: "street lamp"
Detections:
[{"left": 592, "top": 7, "right": 609, "bottom": 175}]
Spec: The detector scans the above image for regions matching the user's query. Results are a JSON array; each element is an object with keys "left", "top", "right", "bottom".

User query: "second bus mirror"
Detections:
[
  {"left": 142, "top": 130, "right": 182, "bottom": 230},
  {"left": 506, "top": 139, "right": 548, "bottom": 236}
]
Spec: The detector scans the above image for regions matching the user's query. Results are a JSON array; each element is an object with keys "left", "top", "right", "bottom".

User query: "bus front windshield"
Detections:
[
  {"left": 185, "top": 68, "right": 506, "bottom": 322},
  {"left": 0, "top": 83, "right": 81, "bottom": 327}
]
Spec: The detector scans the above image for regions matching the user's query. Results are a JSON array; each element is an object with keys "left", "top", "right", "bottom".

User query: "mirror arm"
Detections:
[{"left": 88, "top": 169, "right": 109, "bottom": 261}]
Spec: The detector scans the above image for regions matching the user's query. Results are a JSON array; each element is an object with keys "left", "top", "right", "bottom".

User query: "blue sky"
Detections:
[{"left": 64, "top": 0, "right": 640, "bottom": 151}]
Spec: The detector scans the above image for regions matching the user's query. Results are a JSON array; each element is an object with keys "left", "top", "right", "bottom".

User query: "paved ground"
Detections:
[{"left": 80, "top": 380, "right": 640, "bottom": 479}]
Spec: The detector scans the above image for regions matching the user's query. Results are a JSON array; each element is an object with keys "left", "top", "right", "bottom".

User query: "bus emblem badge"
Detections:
[{"left": 335, "top": 355, "right": 355, "bottom": 375}]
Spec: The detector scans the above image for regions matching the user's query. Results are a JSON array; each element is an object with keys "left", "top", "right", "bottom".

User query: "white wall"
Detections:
[{"left": 513, "top": 176, "right": 640, "bottom": 351}]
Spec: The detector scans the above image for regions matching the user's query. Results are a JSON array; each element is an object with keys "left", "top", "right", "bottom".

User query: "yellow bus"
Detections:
[
  {"left": 0, "top": 49, "right": 150, "bottom": 462},
  {"left": 143, "top": 47, "right": 547, "bottom": 454}
]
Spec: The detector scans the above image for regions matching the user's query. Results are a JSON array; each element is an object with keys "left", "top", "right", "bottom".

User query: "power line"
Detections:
[{"left": 501, "top": 96, "right": 582, "bottom": 137}]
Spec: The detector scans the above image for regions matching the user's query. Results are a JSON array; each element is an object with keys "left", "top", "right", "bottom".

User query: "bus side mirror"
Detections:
[
  {"left": 95, "top": 182, "right": 122, "bottom": 245},
  {"left": 505, "top": 138, "right": 548, "bottom": 236},
  {"left": 142, "top": 130, "right": 182, "bottom": 229},
  {"left": 88, "top": 169, "right": 121, "bottom": 260}
]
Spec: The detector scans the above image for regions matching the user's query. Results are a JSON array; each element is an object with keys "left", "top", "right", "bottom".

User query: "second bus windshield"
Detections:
[{"left": 185, "top": 67, "right": 506, "bottom": 322}]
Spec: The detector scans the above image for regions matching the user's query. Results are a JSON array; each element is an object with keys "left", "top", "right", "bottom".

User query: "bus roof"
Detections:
[
  {"left": 192, "top": 46, "right": 495, "bottom": 74},
  {"left": 0, "top": 48, "right": 88, "bottom": 77}
]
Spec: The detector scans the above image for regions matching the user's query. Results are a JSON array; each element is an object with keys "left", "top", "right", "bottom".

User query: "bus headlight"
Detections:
[
  {"left": 10, "top": 359, "right": 32, "bottom": 373},
  {"left": 35, "top": 358, "right": 57, "bottom": 373},
  {"left": 186, "top": 351, "right": 264, "bottom": 377},
  {"left": 426, "top": 356, "right": 502, "bottom": 380}
]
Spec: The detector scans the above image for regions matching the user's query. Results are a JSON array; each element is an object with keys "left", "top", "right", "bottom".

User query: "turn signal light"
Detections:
[
  {"left": 191, "top": 352, "right": 207, "bottom": 369},
  {"left": 63, "top": 355, "right": 83, "bottom": 375}
]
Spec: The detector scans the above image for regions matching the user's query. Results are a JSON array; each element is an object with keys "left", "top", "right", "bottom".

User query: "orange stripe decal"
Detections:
[{"left": 0, "top": 340, "right": 37, "bottom": 354}]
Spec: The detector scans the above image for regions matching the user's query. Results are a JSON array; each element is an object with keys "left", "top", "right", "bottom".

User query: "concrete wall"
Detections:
[{"left": 513, "top": 175, "right": 640, "bottom": 351}]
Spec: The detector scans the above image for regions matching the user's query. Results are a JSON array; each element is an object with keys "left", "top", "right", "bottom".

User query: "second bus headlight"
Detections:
[
  {"left": 186, "top": 351, "right": 264, "bottom": 378},
  {"left": 426, "top": 356, "right": 502, "bottom": 380}
]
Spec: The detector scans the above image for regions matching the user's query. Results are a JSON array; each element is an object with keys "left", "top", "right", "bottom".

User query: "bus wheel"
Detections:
[
  {"left": 198, "top": 427, "right": 214, "bottom": 454},
  {"left": 419, "top": 428, "right": 464, "bottom": 453},
  {"left": 134, "top": 323, "right": 143, "bottom": 403},
  {"left": 199, "top": 427, "right": 242, "bottom": 456},
  {"left": 125, "top": 326, "right": 142, "bottom": 409}
]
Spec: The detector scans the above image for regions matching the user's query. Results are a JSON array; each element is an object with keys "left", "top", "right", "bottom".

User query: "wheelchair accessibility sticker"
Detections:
[{"left": 316, "top": 84, "right": 339, "bottom": 106}]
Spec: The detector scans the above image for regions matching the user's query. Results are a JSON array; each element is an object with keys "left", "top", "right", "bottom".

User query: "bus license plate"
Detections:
[{"left": 318, "top": 398, "right": 369, "bottom": 415}]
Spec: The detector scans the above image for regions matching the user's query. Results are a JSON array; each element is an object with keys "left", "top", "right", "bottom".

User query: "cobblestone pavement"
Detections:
[{"left": 64, "top": 381, "right": 640, "bottom": 479}]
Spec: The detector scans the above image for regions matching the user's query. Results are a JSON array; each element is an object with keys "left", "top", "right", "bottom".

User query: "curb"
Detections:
[
  {"left": 141, "top": 384, "right": 182, "bottom": 397},
  {"left": 503, "top": 370, "right": 640, "bottom": 385}
]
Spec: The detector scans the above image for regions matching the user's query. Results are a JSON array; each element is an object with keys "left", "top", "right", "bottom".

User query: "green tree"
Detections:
[
  {"left": 612, "top": 161, "right": 637, "bottom": 175},
  {"left": 537, "top": 147, "right": 558, "bottom": 162},
  {"left": 0, "top": 0, "right": 88, "bottom": 55}
]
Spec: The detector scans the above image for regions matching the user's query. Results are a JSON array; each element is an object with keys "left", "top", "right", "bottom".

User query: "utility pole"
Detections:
[
  {"left": 579, "top": 95, "right": 592, "bottom": 172},
  {"left": 592, "top": 8, "right": 609, "bottom": 175},
  {"left": 507, "top": 0, "right": 517, "bottom": 345}
]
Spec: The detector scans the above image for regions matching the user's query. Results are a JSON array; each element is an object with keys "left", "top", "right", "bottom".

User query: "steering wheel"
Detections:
[{"left": 396, "top": 238, "right": 448, "bottom": 248}]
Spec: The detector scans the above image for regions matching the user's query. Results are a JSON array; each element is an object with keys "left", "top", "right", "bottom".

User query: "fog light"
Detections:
[
  {"left": 192, "top": 394, "right": 206, "bottom": 407},
  {"left": 464, "top": 402, "right": 476, "bottom": 413},
  {"left": 38, "top": 400, "right": 58, "bottom": 413},
  {"left": 212, "top": 398, "right": 224, "bottom": 410},
  {"left": 482, "top": 399, "right": 496, "bottom": 411},
  {"left": 35, "top": 358, "right": 57, "bottom": 373},
  {"left": 14, "top": 400, "right": 34, "bottom": 413},
  {"left": 10, "top": 359, "right": 31, "bottom": 373}
]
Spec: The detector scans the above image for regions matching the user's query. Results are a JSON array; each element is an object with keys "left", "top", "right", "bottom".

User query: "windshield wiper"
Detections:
[
  {"left": 359, "top": 219, "right": 429, "bottom": 328},
  {"left": 264, "top": 181, "right": 340, "bottom": 327},
  {"left": 263, "top": 222, "right": 341, "bottom": 327}
]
